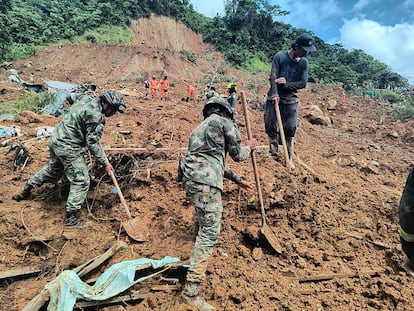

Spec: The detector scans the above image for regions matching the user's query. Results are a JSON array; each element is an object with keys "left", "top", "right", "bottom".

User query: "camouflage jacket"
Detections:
[
  {"left": 50, "top": 93, "right": 108, "bottom": 166},
  {"left": 400, "top": 167, "right": 414, "bottom": 237},
  {"left": 182, "top": 113, "right": 251, "bottom": 191}
]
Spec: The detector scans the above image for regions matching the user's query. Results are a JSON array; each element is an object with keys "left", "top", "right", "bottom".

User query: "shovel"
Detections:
[
  {"left": 240, "top": 92, "right": 282, "bottom": 254},
  {"left": 100, "top": 143, "right": 148, "bottom": 242},
  {"left": 274, "top": 101, "right": 293, "bottom": 170}
]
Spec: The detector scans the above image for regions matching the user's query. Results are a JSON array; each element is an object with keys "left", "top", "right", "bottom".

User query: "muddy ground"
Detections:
[{"left": 1, "top": 15, "right": 414, "bottom": 311}]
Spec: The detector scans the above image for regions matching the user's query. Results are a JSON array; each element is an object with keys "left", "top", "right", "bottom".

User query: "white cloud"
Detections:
[{"left": 340, "top": 18, "right": 414, "bottom": 83}]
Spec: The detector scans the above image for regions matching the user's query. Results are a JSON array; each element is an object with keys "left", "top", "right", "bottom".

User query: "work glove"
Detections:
[{"left": 105, "top": 163, "right": 113, "bottom": 174}]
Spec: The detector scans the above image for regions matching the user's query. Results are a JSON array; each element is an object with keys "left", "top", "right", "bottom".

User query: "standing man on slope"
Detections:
[
  {"left": 225, "top": 82, "right": 238, "bottom": 121},
  {"left": 13, "top": 90, "right": 126, "bottom": 227},
  {"left": 144, "top": 78, "right": 150, "bottom": 97},
  {"left": 179, "top": 96, "right": 257, "bottom": 310},
  {"left": 149, "top": 75, "right": 158, "bottom": 98},
  {"left": 184, "top": 80, "right": 196, "bottom": 101},
  {"left": 264, "top": 33, "right": 316, "bottom": 167},
  {"left": 160, "top": 75, "right": 170, "bottom": 100}
]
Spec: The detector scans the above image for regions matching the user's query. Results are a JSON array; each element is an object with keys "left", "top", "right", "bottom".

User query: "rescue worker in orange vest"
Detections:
[
  {"left": 160, "top": 76, "right": 170, "bottom": 101},
  {"left": 150, "top": 76, "right": 158, "bottom": 98},
  {"left": 184, "top": 80, "right": 196, "bottom": 102}
]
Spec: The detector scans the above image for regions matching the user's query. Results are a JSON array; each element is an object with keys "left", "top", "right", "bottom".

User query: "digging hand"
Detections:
[
  {"left": 271, "top": 96, "right": 280, "bottom": 105},
  {"left": 105, "top": 163, "right": 113, "bottom": 174},
  {"left": 245, "top": 139, "right": 257, "bottom": 150},
  {"left": 275, "top": 77, "right": 286, "bottom": 85},
  {"left": 239, "top": 178, "right": 253, "bottom": 191}
]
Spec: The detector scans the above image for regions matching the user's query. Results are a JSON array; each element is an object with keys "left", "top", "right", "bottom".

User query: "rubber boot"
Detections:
[
  {"left": 65, "top": 210, "right": 86, "bottom": 227},
  {"left": 268, "top": 136, "right": 279, "bottom": 159},
  {"left": 12, "top": 183, "right": 33, "bottom": 201},
  {"left": 181, "top": 282, "right": 217, "bottom": 311},
  {"left": 403, "top": 256, "right": 414, "bottom": 277},
  {"left": 286, "top": 137, "right": 295, "bottom": 169}
]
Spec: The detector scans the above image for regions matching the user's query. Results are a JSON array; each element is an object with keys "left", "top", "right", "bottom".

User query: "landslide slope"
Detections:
[{"left": 0, "top": 14, "right": 414, "bottom": 311}]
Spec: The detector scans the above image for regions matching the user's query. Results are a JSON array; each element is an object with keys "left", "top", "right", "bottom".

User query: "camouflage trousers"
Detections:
[
  {"left": 183, "top": 180, "right": 223, "bottom": 283},
  {"left": 228, "top": 95, "right": 237, "bottom": 121},
  {"left": 400, "top": 167, "right": 414, "bottom": 259},
  {"left": 27, "top": 140, "right": 90, "bottom": 212}
]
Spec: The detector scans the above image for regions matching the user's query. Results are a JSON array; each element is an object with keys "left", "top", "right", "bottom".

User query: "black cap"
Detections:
[{"left": 295, "top": 33, "right": 317, "bottom": 52}]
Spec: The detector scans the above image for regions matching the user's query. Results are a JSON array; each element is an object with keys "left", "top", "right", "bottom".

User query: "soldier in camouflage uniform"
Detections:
[
  {"left": 180, "top": 96, "right": 256, "bottom": 311},
  {"left": 12, "top": 90, "right": 126, "bottom": 227},
  {"left": 399, "top": 167, "right": 414, "bottom": 275},
  {"left": 225, "top": 83, "right": 238, "bottom": 120}
]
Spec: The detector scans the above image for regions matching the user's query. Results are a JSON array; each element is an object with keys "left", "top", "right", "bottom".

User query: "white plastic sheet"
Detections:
[{"left": 45, "top": 256, "right": 180, "bottom": 311}]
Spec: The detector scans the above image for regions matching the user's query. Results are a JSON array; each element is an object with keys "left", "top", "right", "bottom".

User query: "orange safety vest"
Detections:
[
  {"left": 160, "top": 79, "right": 169, "bottom": 90},
  {"left": 150, "top": 79, "right": 158, "bottom": 89}
]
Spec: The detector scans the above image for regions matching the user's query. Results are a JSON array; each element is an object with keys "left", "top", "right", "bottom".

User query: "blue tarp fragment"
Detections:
[
  {"left": 45, "top": 256, "right": 181, "bottom": 311},
  {"left": 40, "top": 80, "right": 79, "bottom": 116}
]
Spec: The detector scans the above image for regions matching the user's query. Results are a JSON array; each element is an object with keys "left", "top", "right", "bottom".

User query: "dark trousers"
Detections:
[{"left": 264, "top": 100, "right": 298, "bottom": 138}]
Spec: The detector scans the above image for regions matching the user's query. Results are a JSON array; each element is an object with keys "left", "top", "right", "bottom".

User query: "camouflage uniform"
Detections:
[
  {"left": 400, "top": 167, "right": 414, "bottom": 259},
  {"left": 182, "top": 113, "right": 251, "bottom": 283},
  {"left": 27, "top": 93, "right": 109, "bottom": 212},
  {"left": 227, "top": 93, "right": 238, "bottom": 121}
]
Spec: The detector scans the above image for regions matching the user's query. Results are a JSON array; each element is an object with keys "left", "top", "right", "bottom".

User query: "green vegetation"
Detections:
[
  {"left": 59, "top": 25, "right": 132, "bottom": 45},
  {"left": 179, "top": 49, "right": 197, "bottom": 64},
  {"left": 380, "top": 90, "right": 405, "bottom": 104},
  {"left": 0, "top": 0, "right": 410, "bottom": 97},
  {"left": 244, "top": 56, "right": 270, "bottom": 74},
  {"left": 387, "top": 93, "right": 414, "bottom": 121},
  {"left": 0, "top": 91, "right": 56, "bottom": 116}
]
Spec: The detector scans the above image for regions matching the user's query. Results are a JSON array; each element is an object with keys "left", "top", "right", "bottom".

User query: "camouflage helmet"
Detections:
[
  {"left": 99, "top": 90, "right": 126, "bottom": 113},
  {"left": 202, "top": 96, "right": 233, "bottom": 119}
]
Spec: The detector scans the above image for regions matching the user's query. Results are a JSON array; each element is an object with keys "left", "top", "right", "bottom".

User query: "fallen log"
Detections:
[
  {"left": 21, "top": 240, "right": 127, "bottom": 311},
  {"left": 298, "top": 269, "right": 382, "bottom": 283},
  {"left": 0, "top": 267, "right": 41, "bottom": 282}
]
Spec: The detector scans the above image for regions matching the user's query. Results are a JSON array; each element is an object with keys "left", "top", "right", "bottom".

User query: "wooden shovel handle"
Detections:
[
  {"left": 240, "top": 91, "right": 266, "bottom": 225},
  {"left": 99, "top": 142, "right": 132, "bottom": 219},
  {"left": 274, "top": 101, "right": 292, "bottom": 170},
  {"left": 108, "top": 169, "right": 132, "bottom": 219}
]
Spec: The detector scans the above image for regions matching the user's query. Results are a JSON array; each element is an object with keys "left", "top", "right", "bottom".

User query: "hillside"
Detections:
[{"left": 1, "top": 14, "right": 414, "bottom": 311}]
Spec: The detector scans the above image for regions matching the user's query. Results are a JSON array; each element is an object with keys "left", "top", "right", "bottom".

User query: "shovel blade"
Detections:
[
  {"left": 260, "top": 224, "right": 282, "bottom": 254},
  {"left": 123, "top": 219, "right": 149, "bottom": 242}
]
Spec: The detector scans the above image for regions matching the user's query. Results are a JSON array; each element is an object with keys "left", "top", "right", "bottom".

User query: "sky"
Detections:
[{"left": 190, "top": 0, "right": 414, "bottom": 85}]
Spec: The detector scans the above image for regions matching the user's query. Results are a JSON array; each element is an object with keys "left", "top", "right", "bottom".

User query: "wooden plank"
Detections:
[
  {"left": 74, "top": 291, "right": 148, "bottom": 308},
  {"left": 21, "top": 240, "right": 127, "bottom": 311},
  {"left": 0, "top": 267, "right": 41, "bottom": 281}
]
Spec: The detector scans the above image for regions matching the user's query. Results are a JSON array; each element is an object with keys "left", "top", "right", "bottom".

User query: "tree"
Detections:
[{"left": 0, "top": 0, "right": 12, "bottom": 61}]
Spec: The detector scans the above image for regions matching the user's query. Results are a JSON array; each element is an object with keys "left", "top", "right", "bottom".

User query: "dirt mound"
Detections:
[{"left": 1, "top": 15, "right": 414, "bottom": 311}]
